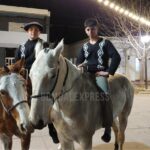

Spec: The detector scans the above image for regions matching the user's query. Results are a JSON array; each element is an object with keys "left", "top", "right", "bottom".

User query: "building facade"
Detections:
[{"left": 0, "top": 5, "right": 50, "bottom": 66}]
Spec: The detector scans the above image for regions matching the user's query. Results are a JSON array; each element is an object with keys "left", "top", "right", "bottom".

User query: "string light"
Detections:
[
  {"left": 128, "top": 12, "right": 134, "bottom": 18},
  {"left": 97, "top": 0, "right": 103, "bottom": 3},
  {"left": 132, "top": 15, "right": 140, "bottom": 21},
  {"left": 114, "top": 5, "right": 120, "bottom": 11},
  {"left": 97, "top": 0, "right": 150, "bottom": 27},
  {"left": 124, "top": 10, "right": 129, "bottom": 16},
  {"left": 104, "top": 0, "right": 110, "bottom": 6},
  {"left": 119, "top": 8, "right": 125, "bottom": 14},
  {"left": 109, "top": 2, "right": 115, "bottom": 8}
]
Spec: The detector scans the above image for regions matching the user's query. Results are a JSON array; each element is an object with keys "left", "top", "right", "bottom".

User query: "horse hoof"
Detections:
[
  {"left": 114, "top": 143, "right": 119, "bottom": 150},
  {"left": 58, "top": 144, "right": 61, "bottom": 150}
]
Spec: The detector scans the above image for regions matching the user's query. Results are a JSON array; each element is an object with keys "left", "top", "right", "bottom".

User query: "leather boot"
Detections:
[
  {"left": 101, "top": 127, "right": 111, "bottom": 143},
  {"left": 101, "top": 93, "right": 113, "bottom": 143},
  {"left": 48, "top": 123, "right": 59, "bottom": 143}
]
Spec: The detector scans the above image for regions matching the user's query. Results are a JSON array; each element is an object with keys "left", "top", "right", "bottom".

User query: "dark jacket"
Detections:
[
  {"left": 76, "top": 38, "right": 121, "bottom": 75},
  {"left": 15, "top": 38, "right": 49, "bottom": 72}
]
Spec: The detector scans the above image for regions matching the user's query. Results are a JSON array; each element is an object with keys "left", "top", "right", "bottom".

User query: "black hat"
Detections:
[
  {"left": 84, "top": 18, "right": 99, "bottom": 28},
  {"left": 23, "top": 22, "right": 43, "bottom": 32}
]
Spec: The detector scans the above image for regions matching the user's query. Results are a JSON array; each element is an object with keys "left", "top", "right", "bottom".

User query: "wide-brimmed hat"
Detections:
[{"left": 23, "top": 22, "right": 43, "bottom": 32}]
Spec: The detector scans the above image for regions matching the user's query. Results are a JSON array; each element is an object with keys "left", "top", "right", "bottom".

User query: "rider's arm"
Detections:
[
  {"left": 105, "top": 40, "right": 121, "bottom": 75},
  {"left": 14, "top": 46, "right": 21, "bottom": 62},
  {"left": 76, "top": 47, "right": 85, "bottom": 67}
]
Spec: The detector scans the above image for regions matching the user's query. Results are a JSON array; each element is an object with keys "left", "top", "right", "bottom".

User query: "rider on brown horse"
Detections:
[{"left": 15, "top": 22, "right": 59, "bottom": 144}]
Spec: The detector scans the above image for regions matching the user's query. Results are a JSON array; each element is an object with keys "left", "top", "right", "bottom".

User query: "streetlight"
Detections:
[
  {"left": 141, "top": 35, "right": 150, "bottom": 89},
  {"left": 141, "top": 35, "right": 150, "bottom": 43}
]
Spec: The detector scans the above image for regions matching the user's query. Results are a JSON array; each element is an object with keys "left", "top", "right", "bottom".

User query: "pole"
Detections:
[{"left": 145, "top": 48, "right": 148, "bottom": 89}]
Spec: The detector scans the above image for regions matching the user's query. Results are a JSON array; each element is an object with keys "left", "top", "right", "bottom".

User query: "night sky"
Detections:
[{"left": 0, "top": 0, "right": 149, "bottom": 43}]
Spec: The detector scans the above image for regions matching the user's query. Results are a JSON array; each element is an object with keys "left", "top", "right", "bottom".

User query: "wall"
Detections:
[
  {"left": 0, "top": 5, "right": 50, "bottom": 66},
  {"left": 0, "top": 31, "right": 47, "bottom": 48},
  {"left": 0, "top": 15, "right": 46, "bottom": 32}
]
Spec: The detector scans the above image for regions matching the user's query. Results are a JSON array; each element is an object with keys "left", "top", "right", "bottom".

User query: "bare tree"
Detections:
[{"left": 96, "top": 0, "right": 150, "bottom": 87}]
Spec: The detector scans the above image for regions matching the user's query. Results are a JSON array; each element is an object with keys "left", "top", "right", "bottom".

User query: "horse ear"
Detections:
[
  {"left": 53, "top": 39, "right": 64, "bottom": 59},
  {"left": 9, "top": 58, "right": 25, "bottom": 73}
]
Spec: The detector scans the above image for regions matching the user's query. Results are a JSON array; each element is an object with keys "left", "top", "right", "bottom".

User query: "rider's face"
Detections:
[
  {"left": 27, "top": 26, "right": 41, "bottom": 40},
  {"left": 85, "top": 26, "right": 99, "bottom": 38}
]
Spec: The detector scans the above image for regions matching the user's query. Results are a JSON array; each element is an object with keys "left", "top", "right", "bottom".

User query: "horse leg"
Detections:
[
  {"left": 59, "top": 141, "right": 74, "bottom": 150},
  {"left": 112, "top": 118, "right": 119, "bottom": 150},
  {"left": 79, "top": 137, "right": 92, "bottom": 150},
  {"left": 58, "top": 135, "right": 75, "bottom": 150},
  {"left": 118, "top": 114, "right": 128, "bottom": 150},
  {"left": 20, "top": 133, "right": 31, "bottom": 150},
  {"left": 0, "top": 134, "right": 12, "bottom": 150}
]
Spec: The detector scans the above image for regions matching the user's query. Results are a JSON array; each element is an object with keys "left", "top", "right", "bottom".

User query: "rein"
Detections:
[
  {"left": 30, "top": 67, "right": 60, "bottom": 103},
  {"left": 0, "top": 95, "right": 28, "bottom": 115},
  {"left": 0, "top": 73, "right": 28, "bottom": 115}
]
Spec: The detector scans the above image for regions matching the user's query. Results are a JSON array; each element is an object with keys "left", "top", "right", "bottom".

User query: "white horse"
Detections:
[
  {"left": 0, "top": 60, "right": 33, "bottom": 150},
  {"left": 29, "top": 40, "right": 134, "bottom": 150}
]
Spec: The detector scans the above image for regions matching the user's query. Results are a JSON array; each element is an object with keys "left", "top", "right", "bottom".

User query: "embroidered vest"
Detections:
[{"left": 83, "top": 39, "right": 105, "bottom": 68}]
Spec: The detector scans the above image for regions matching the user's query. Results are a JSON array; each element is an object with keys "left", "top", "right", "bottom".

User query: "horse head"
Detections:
[
  {"left": 29, "top": 39, "right": 65, "bottom": 129},
  {"left": 0, "top": 59, "right": 33, "bottom": 134}
]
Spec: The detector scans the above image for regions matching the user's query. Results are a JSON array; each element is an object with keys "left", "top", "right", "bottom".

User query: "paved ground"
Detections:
[{"left": 1, "top": 94, "right": 150, "bottom": 150}]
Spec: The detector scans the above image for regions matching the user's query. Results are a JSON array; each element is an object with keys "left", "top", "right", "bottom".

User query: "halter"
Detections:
[
  {"left": 0, "top": 73, "right": 28, "bottom": 115},
  {"left": 0, "top": 95, "right": 28, "bottom": 115},
  {"left": 30, "top": 58, "right": 68, "bottom": 102},
  {"left": 30, "top": 58, "right": 80, "bottom": 103}
]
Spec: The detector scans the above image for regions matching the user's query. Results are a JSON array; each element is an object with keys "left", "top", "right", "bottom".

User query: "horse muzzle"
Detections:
[
  {"left": 31, "top": 119, "right": 46, "bottom": 130},
  {"left": 19, "top": 122, "right": 34, "bottom": 134}
]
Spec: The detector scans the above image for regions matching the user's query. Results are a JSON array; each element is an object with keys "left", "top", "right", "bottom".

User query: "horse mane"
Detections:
[{"left": 0, "top": 68, "right": 10, "bottom": 77}]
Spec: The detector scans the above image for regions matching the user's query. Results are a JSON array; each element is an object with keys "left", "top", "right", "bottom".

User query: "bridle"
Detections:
[
  {"left": 0, "top": 95, "right": 28, "bottom": 115},
  {"left": 0, "top": 73, "right": 28, "bottom": 115},
  {"left": 30, "top": 58, "right": 68, "bottom": 102},
  {"left": 30, "top": 58, "right": 81, "bottom": 103}
]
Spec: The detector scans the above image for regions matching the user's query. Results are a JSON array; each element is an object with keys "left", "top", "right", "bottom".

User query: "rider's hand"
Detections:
[
  {"left": 77, "top": 64, "right": 84, "bottom": 72},
  {"left": 77, "top": 64, "right": 84, "bottom": 68},
  {"left": 95, "top": 71, "right": 109, "bottom": 77},
  {"left": 77, "top": 64, "right": 88, "bottom": 73}
]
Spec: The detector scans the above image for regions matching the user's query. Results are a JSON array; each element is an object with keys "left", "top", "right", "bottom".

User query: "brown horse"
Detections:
[{"left": 0, "top": 59, "right": 33, "bottom": 150}]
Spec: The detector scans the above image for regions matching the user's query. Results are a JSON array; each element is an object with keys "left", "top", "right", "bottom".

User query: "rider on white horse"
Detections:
[{"left": 76, "top": 18, "right": 121, "bottom": 143}]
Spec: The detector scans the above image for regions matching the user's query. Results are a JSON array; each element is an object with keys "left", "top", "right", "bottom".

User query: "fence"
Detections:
[{"left": 5, "top": 57, "right": 15, "bottom": 65}]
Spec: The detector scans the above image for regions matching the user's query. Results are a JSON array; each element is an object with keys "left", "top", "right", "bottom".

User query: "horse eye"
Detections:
[
  {"left": 0, "top": 90, "right": 7, "bottom": 96},
  {"left": 51, "top": 74, "right": 56, "bottom": 79},
  {"left": 22, "top": 83, "right": 26, "bottom": 87}
]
